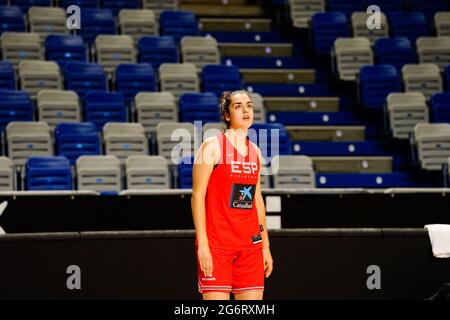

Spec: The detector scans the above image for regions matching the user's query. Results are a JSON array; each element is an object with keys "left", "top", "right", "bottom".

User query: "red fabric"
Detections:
[
  {"left": 197, "top": 246, "right": 264, "bottom": 293},
  {"left": 195, "top": 132, "right": 262, "bottom": 250}
]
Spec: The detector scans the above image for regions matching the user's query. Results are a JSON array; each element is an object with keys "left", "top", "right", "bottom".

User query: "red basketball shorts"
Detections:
[{"left": 196, "top": 246, "right": 264, "bottom": 294}]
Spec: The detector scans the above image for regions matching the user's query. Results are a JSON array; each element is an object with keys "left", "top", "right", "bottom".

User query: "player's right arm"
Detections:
[{"left": 191, "top": 137, "right": 220, "bottom": 277}]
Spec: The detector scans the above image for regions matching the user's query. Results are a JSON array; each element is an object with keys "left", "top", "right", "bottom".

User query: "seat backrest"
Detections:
[
  {"left": 159, "top": 62, "right": 197, "bottom": 77},
  {"left": 0, "top": 61, "right": 16, "bottom": 90},
  {"left": 76, "top": 154, "right": 120, "bottom": 169},
  {"left": 435, "top": 12, "right": 450, "bottom": 36},
  {"left": 156, "top": 122, "right": 195, "bottom": 162},
  {"left": 181, "top": 36, "right": 218, "bottom": 48},
  {"left": 28, "top": 6, "right": 67, "bottom": 32},
  {"left": 311, "top": 12, "right": 350, "bottom": 55},
  {"left": 45, "top": 35, "right": 87, "bottom": 67},
  {"left": 19, "top": 59, "right": 60, "bottom": 76},
  {"left": 334, "top": 37, "right": 371, "bottom": 51},
  {"left": 118, "top": 9, "right": 157, "bottom": 38},
  {"left": 0, "top": 156, "right": 14, "bottom": 191},
  {"left": 0, "top": 89, "right": 33, "bottom": 131},
  {"left": 6, "top": 121, "right": 50, "bottom": 136},
  {"left": 387, "top": 92, "right": 427, "bottom": 109},
  {"left": 135, "top": 91, "right": 177, "bottom": 132},
  {"left": 0, "top": 5, "right": 25, "bottom": 34},
  {"left": 1, "top": 32, "right": 43, "bottom": 66},
  {"left": 288, "top": 0, "right": 325, "bottom": 28},
  {"left": 103, "top": 122, "right": 146, "bottom": 138},
  {"left": 25, "top": 156, "right": 72, "bottom": 191},
  {"left": 414, "top": 123, "right": 450, "bottom": 140},
  {"left": 351, "top": 12, "right": 389, "bottom": 42},
  {"left": 271, "top": 155, "right": 315, "bottom": 188}
]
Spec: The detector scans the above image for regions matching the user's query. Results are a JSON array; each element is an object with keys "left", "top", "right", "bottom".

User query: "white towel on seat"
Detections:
[
  {"left": 0, "top": 201, "right": 7, "bottom": 235},
  {"left": 424, "top": 224, "right": 450, "bottom": 258}
]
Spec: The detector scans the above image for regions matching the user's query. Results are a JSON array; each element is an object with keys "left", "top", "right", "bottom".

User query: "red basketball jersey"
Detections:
[{"left": 196, "top": 132, "right": 262, "bottom": 250}]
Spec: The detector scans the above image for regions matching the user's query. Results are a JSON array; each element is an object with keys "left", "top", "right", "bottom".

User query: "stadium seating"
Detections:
[
  {"left": 359, "top": 65, "right": 401, "bottom": 110},
  {"left": 179, "top": 92, "right": 220, "bottom": 123},
  {"left": 1, "top": 32, "right": 43, "bottom": 69},
  {"left": 0, "top": 61, "right": 15, "bottom": 90},
  {"left": 389, "top": 12, "right": 428, "bottom": 44},
  {"left": 100, "top": 0, "right": 140, "bottom": 16},
  {"left": 333, "top": 37, "right": 373, "bottom": 81},
  {"left": 76, "top": 155, "right": 121, "bottom": 192},
  {"left": 64, "top": 62, "right": 108, "bottom": 100},
  {"left": 0, "top": 5, "right": 25, "bottom": 35},
  {"left": 181, "top": 36, "right": 220, "bottom": 71},
  {"left": 115, "top": 63, "right": 157, "bottom": 104},
  {"left": 94, "top": 35, "right": 136, "bottom": 74},
  {"left": 402, "top": 64, "right": 443, "bottom": 99},
  {"left": 160, "top": 10, "right": 199, "bottom": 43},
  {"left": 0, "top": 156, "right": 14, "bottom": 191},
  {"left": 446, "top": 65, "right": 450, "bottom": 92},
  {"left": 288, "top": 0, "right": 325, "bottom": 29},
  {"left": 84, "top": 91, "right": 127, "bottom": 130},
  {"left": 374, "top": 37, "right": 417, "bottom": 72},
  {"left": 177, "top": 156, "right": 193, "bottom": 189},
  {"left": 250, "top": 93, "right": 266, "bottom": 123},
  {"left": 45, "top": 35, "right": 88, "bottom": 67},
  {"left": 351, "top": 12, "right": 389, "bottom": 44},
  {"left": 118, "top": 9, "right": 157, "bottom": 41},
  {"left": 414, "top": 123, "right": 450, "bottom": 170},
  {"left": 366, "top": 0, "right": 403, "bottom": 17},
  {"left": 416, "top": 37, "right": 450, "bottom": 71},
  {"left": 0, "top": 90, "right": 33, "bottom": 132},
  {"left": 311, "top": 12, "right": 350, "bottom": 56},
  {"left": 430, "top": 93, "right": 450, "bottom": 124},
  {"left": 156, "top": 122, "right": 194, "bottom": 163},
  {"left": 134, "top": 92, "right": 178, "bottom": 133},
  {"left": 10, "top": 0, "right": 51, "bottom": 13},
  {"left": 249, "top": 123, "right": 291, "bottom": 159},
  {"left": 386, "top": 92, "right": 429, "bottom": 139},
  {"left": 25, "top": 156, "right": 72, "bottom": 191},
  {"left": 138, "top": 36, "right": 178, "bottom": 71},
  {"left": 272, "top": 155, "right": 315, "bottom": 188},
  {"left": 159, "top": 63, "right": 199, "bottom": 98},
  {"left": 6, "top": 121, "right": 53, "bottom": 166},
  {"left": 28, "top": 6, "right": 68, "bottom": 41},
  {"left": 143, "top": 0, "right": 178, "bottom": 16},
  {"left": 125, "top": 155, "right": 171, "bottom": 190},
  {"left": 102, "top": 122, "right": 148, "bottom": 164},
  {"left": 201, "top": 64, "right": 242, "bottom": 97},
  {"left": 78, "top": 8, "right": 116, "bottom": 45},
  {"left": 409, "top": 0, "right": 448, "bottom": 23},
  {"left": 327, "top": 0, "right": 365, "bottom": 19},
  {"left": 19, "top": 60, "right": 62, "bottom": 99},
  {"left": 36, "top": 89, "right": 81, "bottom": 127},
  {"left": 435, "top": 12, "right": 450, "bottom": 37},
  {"left": 55, "top": 122, "right": 101, "bottom": 165},
  {"left": 59, "top": 0, "right": 98, "bottom": 9}
]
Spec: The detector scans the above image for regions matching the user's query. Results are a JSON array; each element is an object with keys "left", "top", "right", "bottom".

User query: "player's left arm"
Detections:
[{"left": 253, "top": 143, "right": 273, "bottom": 278}]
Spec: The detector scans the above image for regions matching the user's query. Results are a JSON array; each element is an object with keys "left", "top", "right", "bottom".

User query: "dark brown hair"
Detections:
[{"left": 219, "top": 90, "right": 252, "bottom": 129}]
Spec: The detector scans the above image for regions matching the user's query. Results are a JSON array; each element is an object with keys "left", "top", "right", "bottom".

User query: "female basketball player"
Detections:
[{"left": 191, "top": 90, "right": 273, "bottom": 300}]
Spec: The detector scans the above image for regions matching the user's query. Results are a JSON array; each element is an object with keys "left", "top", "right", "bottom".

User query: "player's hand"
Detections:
[
  {"left": 198, "top": 244, "right": 213, "bottom": 277},
  {"left": 263, "top": 247, "right": 273, "bottom": 278}
]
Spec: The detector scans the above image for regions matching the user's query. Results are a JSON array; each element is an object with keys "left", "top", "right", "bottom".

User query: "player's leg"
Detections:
[
  {"left": 234, "top": 290, "right": 263, "bottom": 300},
  {"left": 231, "top": 248, "right": 265, "bottom": 299},
  {"left": 203, "top": 292, "right": 231, "bottom": 300},
  {"left": 197, "top": 247, "right": 235, "bottom": 300}
]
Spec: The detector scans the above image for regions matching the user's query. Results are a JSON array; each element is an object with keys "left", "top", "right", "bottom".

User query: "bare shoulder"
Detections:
[{"left": 195, "top": 135, "right": 221, "bottom": 164}]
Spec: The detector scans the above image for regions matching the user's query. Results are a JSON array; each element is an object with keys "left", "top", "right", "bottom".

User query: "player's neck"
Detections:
[{"left": 225, "top": 128, "right": 248, "bottom": 146}]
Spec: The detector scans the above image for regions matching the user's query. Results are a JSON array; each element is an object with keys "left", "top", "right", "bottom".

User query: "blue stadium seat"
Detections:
[
  {"left": 179, "top": 92, "right": 220, "bottom": 123},
  {"left": 374, "top": 38, "right": 417, "bottom": 72},
  {"left": 115, "top": 63, "right": 157, "bottom": 104},
  {"left": 178, "top": 157, "right": 194, "bottom": 189},
  {"left": 78, "top": 8, "right": 116, "bottom": 45},
  {"left": 26, "top": 156, "right": 73, "bottom": 191},
  {"left": 222, "top": 57, "right": 312, "bottom": 69},
  {"left": 249, "top": 123, "right": 291, "bottom": 158},
  {"left": 202, "top": 64, "right": 242, "bottom": 97},
  {"left": 0, "top": 61, "right": 15, "bottom": 90},
  {"left": 409, "top": 0, "right": 448, "bottom": 24},
  {"left": 366, "top": 0, "right": 403, "bottom": 17},
  {"left": 84, "top": 91, "right": 127, "bottom": 130},
  {"left": 45, "top": 35, "right": 87, "bottom": 68},
  {"left": 327, "top": 0, "right": 365, "bottom": 19},
  {"left": 315, "top": 172, "right": 415, "bottom": 188},
  {"left": 10, "top": 0, "right": 51, "bottom": 13},
  {"left": 59, "top": 0, "right": 99, "bottom": 8},
  {"left": 160, "top": 10, "right": 199, "bottom": 43},
  {"left": 138, "top": 36, "right": 178, "bottom": 71},
  {"left": 291, "top": 141, "right": 388, "bottom": 156},
  {"left": 0, "top": 5, "right": 25, "bottom": 35},
  {"left": 55, "top": 122, "right": 101, "bottom": 165},
  {"left": 389, "top": 12, "right": 429, "bottom": 44},
  {"left": 359, "top": 65, "right": 401, "bottom": 109},
  {"left": 430, "top": 93, "right": 450, "bottom": 123},
  {"left": 64, "top": 62, "right": 107, "bottom": 100},
  {"left": 311, "top": 12, "right": 350, "bottom": 56},
  {"left": 0, "top": 90, "right": 33, "bottom": 132},
  {"left": 266, "top": 111, "right": 362, "bottom": 126},
  {"left": 200, "top": 32, "right": 288, "bottom": 43},
  {"left": 244, "top": 84, "right": 335, "bottom": 97},
  {"left": 100, "top": 0, "right": 139, "bottom": 15}
]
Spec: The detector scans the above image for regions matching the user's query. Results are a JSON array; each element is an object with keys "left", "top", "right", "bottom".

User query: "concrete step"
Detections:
[
  {"left": 241, "top": 69, "right": 315, "bottom": 84},
  {"left": 263, "top": 97, "right": 340, "bottom": 112},
  {"left": 286, "top": 126, "right": 366, "bottom": 142},
  {"left": 311, "top": 156, "right": 393, "bottom": 173},
  {"left": 180, "top": 4, "right": 264, "bottom": 17},
  {"left": 199, "top": 18, "right": 271, "bottom": 32},
  {"left": 219, "top": 43, "right": 292, "bottom": 56}
]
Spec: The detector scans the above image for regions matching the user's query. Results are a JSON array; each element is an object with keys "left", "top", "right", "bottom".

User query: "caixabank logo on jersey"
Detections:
[{"left": 229, "top": 184, "right": 256, "bottom": 209}]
